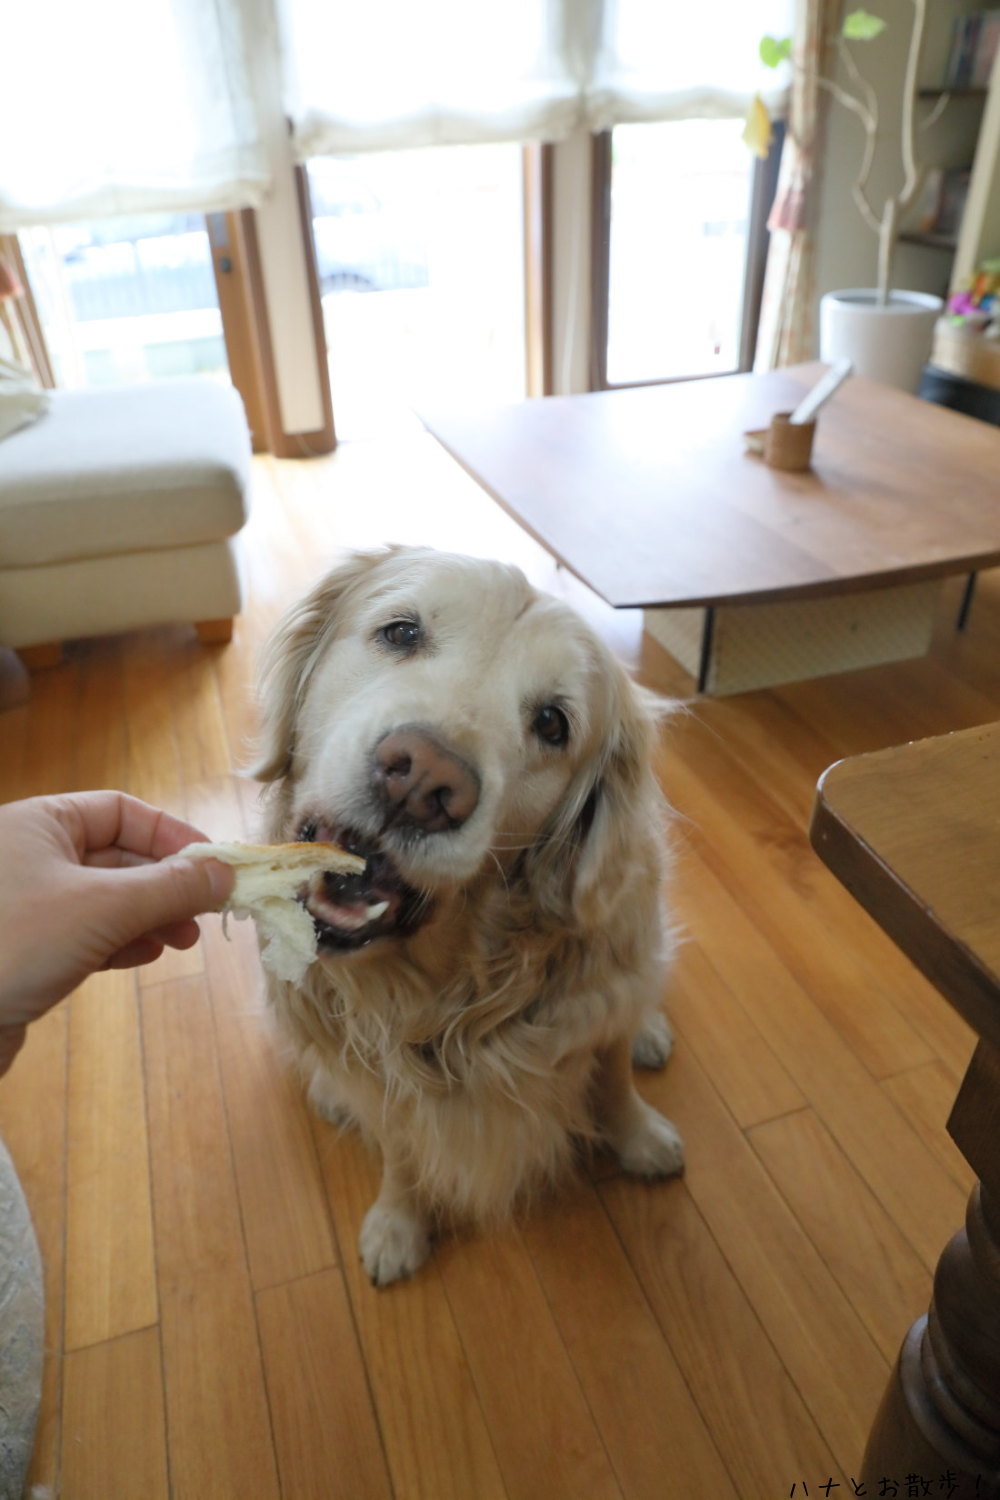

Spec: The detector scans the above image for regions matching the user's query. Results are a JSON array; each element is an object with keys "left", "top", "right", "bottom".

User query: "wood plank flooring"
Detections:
[{"left": 0, "top": 430, "right": 994, "bottom": 1500}]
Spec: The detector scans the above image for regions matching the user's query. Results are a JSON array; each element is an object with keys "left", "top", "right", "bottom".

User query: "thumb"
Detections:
[{"left": 108, "top": 855, "right": 234, "bottom": 941}]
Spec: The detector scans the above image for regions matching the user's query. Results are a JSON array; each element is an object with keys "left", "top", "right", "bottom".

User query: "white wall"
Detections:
[
  {"left": 243, "top": 0, "right": 326, "bottom": 436},
  {"left": 813, "top": 0, "right": 982, "bottom": 334}
]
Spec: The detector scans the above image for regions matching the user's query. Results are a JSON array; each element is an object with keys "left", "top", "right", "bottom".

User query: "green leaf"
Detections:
[
  {"left": 759, "top": 34, "right": 792, "bottom": 68},
  {"left": 842, "top": 9, "right": 887, "bottom": 41}
]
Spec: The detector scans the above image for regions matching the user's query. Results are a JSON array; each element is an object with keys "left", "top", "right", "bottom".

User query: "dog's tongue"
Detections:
[
  {"left": 310, "top": 894, "right": 389, "bottom": 933},
  {"left": 306, "top": 872, "right": 391, "bottom": 934},
  {"left": 304, "top": 865, "right": 401, "bottom": 935}
]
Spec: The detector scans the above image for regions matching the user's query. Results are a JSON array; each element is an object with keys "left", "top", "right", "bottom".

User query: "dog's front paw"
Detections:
[
  {"left": 631, "top": 1012, "right": 673, "bottom": 1070},
  {"left": 616, "top": 1104, "right": 685, "bottom": 1179},
  {"left": 359, "top": 1201, "right": 432, "bottom": 1287}
]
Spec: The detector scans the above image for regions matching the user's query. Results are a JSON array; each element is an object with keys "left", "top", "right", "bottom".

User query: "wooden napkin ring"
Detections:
[{"left": 763, "top": 411, "right": 816, "bottom": 471}]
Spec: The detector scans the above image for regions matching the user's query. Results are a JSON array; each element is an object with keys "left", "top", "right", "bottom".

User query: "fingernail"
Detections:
[{"left": 203, "top": 859, "right": 234, "bottom": 906}]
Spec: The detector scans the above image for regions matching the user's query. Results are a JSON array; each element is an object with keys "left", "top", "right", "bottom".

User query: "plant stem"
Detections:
[
  {"left": 900, "top": 0, "right": 929, "bottom": 211},
  {"left": 878, "top": 197, "right": 898, "bottom": 304},
  {"left": 784, "top": 0, "right": 943, "bottom": 301}
]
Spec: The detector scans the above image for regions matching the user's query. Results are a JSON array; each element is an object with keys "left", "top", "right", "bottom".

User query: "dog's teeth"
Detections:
[{"left": 365, "top": 900, "right": 389, "bottom": 921}]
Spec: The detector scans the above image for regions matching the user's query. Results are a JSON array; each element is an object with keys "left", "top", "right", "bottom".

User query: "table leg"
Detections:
[
  {"left": 956, "top": 573, "right": 977, "bottom": 631},
  {"left": 860, "top": 1041, "right": 1000, "bottom": 1498},
  {"left": 696, "top": 606, "right": 715, "bottom": 693}
]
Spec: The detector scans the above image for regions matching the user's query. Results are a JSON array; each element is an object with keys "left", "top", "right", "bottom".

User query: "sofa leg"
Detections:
[
  {"left": 18, "top": 642, "right": 63, "bottom": 671},
  {"left": 195, "top": 618, "right": 234, "bottom": 646}
]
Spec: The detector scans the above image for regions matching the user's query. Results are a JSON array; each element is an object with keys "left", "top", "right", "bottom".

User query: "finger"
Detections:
[
  {"left": 103, "top": 937, "right": 165, "bottom": 970},
  {"left": 149, "top": 918, "right": 201, "bottom": 951},
  {"left": 84, "top": 849, "right": 155, "bottom": 870},
  {"left": 103, "top": 855, "right": 233, "bottom": 943},
  {"left": 56, "top": 791, "right": 210, "bottom": 862},
  {"left": 116, "top": 799, "right": 213, "bottom": 861},
  {"left": 103, "top": 920, "right": 200, "bottom": 962}
]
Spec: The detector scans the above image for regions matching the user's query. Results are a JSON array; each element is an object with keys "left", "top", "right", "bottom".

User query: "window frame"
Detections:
[
  {"left": 12, "top": 181, "right": 337, "bottom": 458},
  {"left": 589, "top": 121, "right": 785, "bottom": 392},
  {"left": 0, "top": 233, "right": 55, "bottom": 388},
  {"left": 523, "top": 142, "right": 555, "bottom": 397}
]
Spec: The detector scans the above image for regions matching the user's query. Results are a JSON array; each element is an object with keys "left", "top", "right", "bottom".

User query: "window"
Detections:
[
  {"left": 602, "top": 119, "right": 778, "bottom": 386},
  {"left": 18, "top": 215, "right": 227, "bottom": 389},
  {"left": 307, "top": 145, "right": 526, "bottom": 440}
]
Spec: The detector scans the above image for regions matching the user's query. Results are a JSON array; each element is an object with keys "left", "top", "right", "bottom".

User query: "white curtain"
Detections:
[
  {"left": 755, "top": 0, "right": 833, "bottom": 368},
  {"left": 587, "top": 0, "right": 792, "bottom": 128},
  {"left": 279, "top": 0, "right": 582, "bottom": 157},
  {"left": 0, "top": 0, "right": 269, "bottom": 232},
  {"left": 278, "top": 0, "right": 791, "bottom": 159},
  {"left": 1, "top": 0, "right": 791, "bottom": 231}
]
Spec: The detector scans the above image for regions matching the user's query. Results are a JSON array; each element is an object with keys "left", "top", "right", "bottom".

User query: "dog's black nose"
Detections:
[{"left": 374, "top": 728, "right": 480, "bottom": 833}]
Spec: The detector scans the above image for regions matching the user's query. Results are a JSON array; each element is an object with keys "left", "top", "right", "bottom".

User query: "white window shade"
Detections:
[
  {"left": 280, "top": 0, "right": 584, "bottom": 157},
  {"left": 279, "top": 0, "right": 791, "bottom": 159},
  {"left": 1, "top": 0, "right": 791, "bottom": 231},
  {"left": 587, "top": 0, "right": 792, "bottom": 130},
  {"left": 0, "top": 0, "right": 269, "bottom": 232}
]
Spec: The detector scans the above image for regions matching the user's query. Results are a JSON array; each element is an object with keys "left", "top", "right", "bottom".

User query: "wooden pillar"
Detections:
[{"left": 859, "top": 1040, "right": 1000, "bottom": 1498}]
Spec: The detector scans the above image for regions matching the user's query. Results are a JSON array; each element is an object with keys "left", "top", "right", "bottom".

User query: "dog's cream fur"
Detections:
[{"left": 253, "top": 547, "right": 683, "bottom": 1284}]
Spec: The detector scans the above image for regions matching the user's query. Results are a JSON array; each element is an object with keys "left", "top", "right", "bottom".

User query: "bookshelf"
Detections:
[
  {"left": 899, "top": 230, "right": 958, "bottom": 251},
  {"left": 901, "top": 87, "right": 986, "bottom": 255},
  {"left": 917, "top": 86, "right": 988, "bottom": 99},
  {"left": 951, "top": 47, "right": 1000, "bottom": 286},
  {"left": 925, "top": 42, "right": 1000, "bottom": 393},
  {"left": 900, "top": 67, "right": 999, "bottom": 266}
]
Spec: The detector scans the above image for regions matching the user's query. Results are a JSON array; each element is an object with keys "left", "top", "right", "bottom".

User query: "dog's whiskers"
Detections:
[
  {"left": 492, "top": 830, "right": 570, "bottom": 855},
  {"left": 484, "top": 848, "right": 512, "bottom": 897}
]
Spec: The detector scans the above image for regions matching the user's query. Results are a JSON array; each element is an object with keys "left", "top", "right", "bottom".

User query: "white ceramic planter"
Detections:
[{"left": 819, "top": 289, "right": 943, "bottom": 393}]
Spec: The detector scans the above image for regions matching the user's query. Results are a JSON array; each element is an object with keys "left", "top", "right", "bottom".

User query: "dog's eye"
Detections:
[
  {"left": 379, "top": 620, "right": 422, "bottom": 652},
  {"left": 532, "top": 704, "right": 570, "bottom": 747}
]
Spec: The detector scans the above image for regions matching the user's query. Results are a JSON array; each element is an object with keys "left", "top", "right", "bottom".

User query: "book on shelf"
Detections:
[
  {"left": 944, "top": 10, "right": 1000, "bottom": 89},
  {"left": 910, "top": 168, "right": 945, "bottom": 234},
  {"left": 974, "top": 11, "right": 1000, "bottom": 85},
  {"left": 904, "top": 167, "right": 971, "bottom": 241},
  {"left": 935, "top": 169, "right": 972, "bottom": 239}
]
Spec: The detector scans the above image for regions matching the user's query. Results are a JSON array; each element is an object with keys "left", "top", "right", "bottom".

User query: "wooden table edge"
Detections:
[
  {"left": 419, "top": 411, "right": 1000, "bottom": 612},
  {"left": 811, "top": 736, "right": 1000, "bottom": 1496},
  {"left": 810, "top": 757, "right": 1000, "bottom": 1053}
]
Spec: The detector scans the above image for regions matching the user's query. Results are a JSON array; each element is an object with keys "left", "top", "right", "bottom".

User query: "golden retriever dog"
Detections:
[{"left": 252, "top": 546, "right": 683, "bottom": 1285}]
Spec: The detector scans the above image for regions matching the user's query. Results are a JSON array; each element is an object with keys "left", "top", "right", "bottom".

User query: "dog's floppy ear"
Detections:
[
  {"left": 250, "top": 550, "right": 387, "bottom": 783},
  {"left": 523, "top": 671, "right": 668, "bottom": 929}
]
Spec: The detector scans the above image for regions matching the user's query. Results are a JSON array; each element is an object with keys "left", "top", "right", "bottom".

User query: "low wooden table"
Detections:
[
  {"left": 422, "top": 366, "right": 1000, "bottom": 693},
  {"left": 811, "top": 724, "right": 1000, "bottom": 1498}
]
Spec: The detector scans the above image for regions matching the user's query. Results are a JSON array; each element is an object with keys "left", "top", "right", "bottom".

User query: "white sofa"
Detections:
[{"left": 0, "top": 379, "right": 251, "bottom": 664}]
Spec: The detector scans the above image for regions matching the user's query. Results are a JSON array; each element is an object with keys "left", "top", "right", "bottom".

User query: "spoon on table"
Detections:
[
  {"left": 743, "top": 359, "right": 853, "bottom": 454},
  {"left": 788, "top": 358, "right": 853, "bottom": 425}
]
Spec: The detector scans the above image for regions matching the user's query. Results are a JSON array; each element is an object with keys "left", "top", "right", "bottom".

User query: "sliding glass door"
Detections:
[{"left": 307, "top": 145, "right": 527, "bottom": 440}]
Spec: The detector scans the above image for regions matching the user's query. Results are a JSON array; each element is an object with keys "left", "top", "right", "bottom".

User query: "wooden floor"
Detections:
[{"left": 0, "top": 431, "right": 995, "bottom": 1500}]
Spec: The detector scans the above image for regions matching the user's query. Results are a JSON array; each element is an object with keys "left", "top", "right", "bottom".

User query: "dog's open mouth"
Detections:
[{"left": 297, "top": 821, "right": 430, "bottom": 951}]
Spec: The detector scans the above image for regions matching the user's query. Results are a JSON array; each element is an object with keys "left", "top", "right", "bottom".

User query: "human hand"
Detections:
[{"left": 0, "top": 792, "right": 234, "bottom": 1072}]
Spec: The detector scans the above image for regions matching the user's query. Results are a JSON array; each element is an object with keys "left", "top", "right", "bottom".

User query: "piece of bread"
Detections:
[{"left": 179, "top": 839, "right": 364, "bottom": 983}]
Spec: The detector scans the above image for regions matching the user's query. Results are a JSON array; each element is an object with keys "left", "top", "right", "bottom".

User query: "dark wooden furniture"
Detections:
[
  {"left": 921, "top": 364, "right": 1000, "bottom": 427},
  {"left": 422, "top": 364, "right": 1000, "bottom": 612},
  {"left": 811, "top": 724, "right": 1000, "bottom": 1499}
]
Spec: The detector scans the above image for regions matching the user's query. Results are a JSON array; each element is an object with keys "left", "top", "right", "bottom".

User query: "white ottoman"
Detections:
[{"left": 0, "top": 380, "right": 251, "bottom": 664}]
